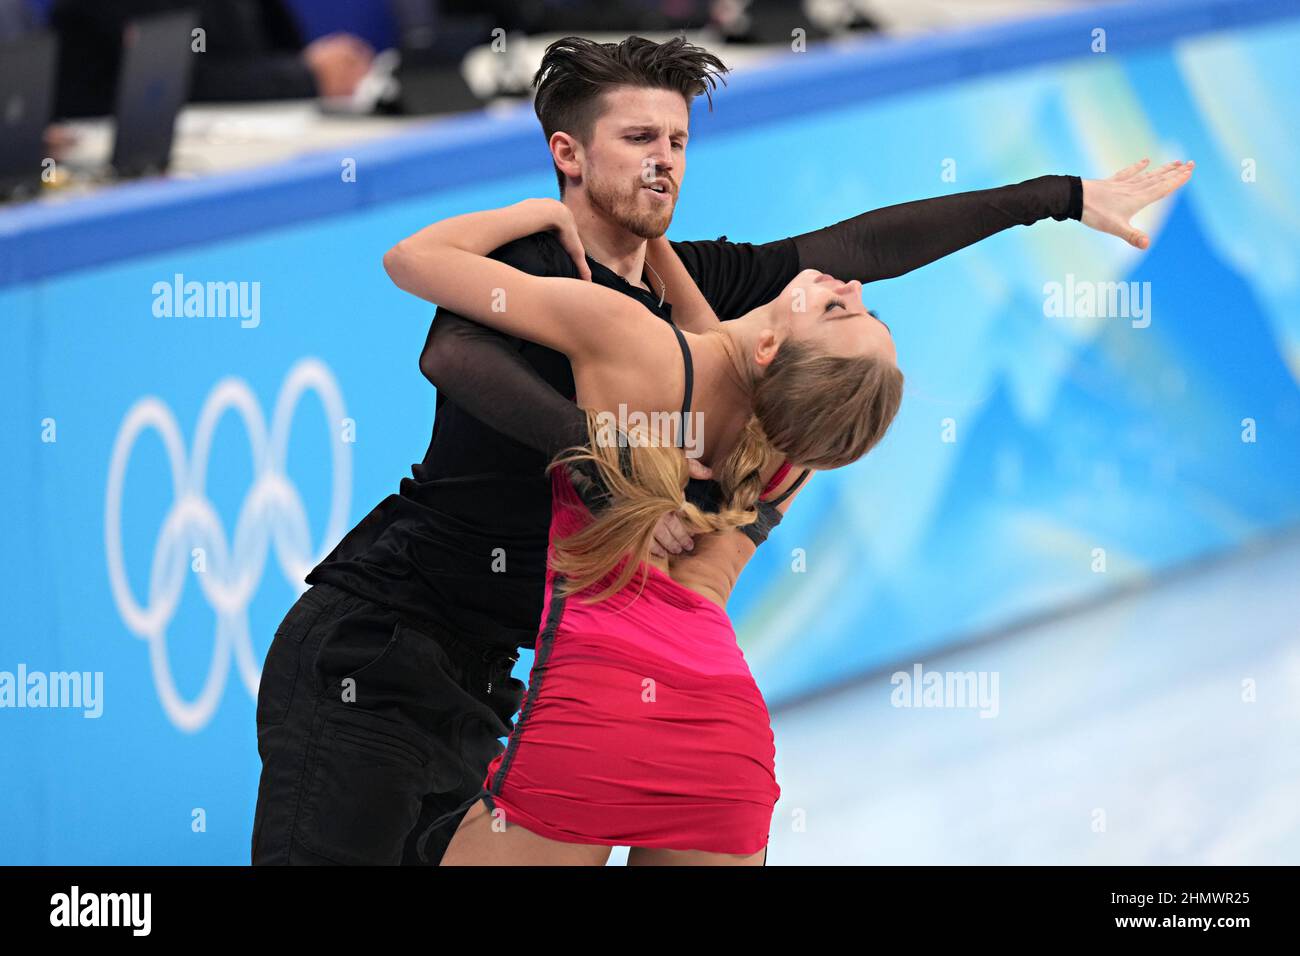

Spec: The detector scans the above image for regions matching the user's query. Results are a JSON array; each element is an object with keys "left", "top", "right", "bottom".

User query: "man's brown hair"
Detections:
[{"left": 532, "top": 35, "right": 729, "bottom": 195}]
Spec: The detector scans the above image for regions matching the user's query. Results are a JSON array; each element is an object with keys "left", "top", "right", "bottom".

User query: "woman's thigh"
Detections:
[
  {"left": 440, "top": 798, "right": 612, "bottom": 866},
  {"left": 626, "top": 845, "right": 767, "bottom": 866}
]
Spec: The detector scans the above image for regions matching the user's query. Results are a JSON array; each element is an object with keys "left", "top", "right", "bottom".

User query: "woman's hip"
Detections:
[{"left": 500, "top": 653, "right": 778, "bottom": 803}]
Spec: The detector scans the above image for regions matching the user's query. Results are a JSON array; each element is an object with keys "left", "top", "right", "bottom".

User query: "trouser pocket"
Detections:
[
  {"left": 295, "top": 706, "right": 439, "bottom": 865},
  {"left": 293, "top": 619, "right": 488, "bottom": 864}
]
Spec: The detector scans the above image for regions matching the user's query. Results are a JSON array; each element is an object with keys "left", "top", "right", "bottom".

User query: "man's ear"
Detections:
[{"left": 550, "top": 131, "right": 582, "bottom": 183}]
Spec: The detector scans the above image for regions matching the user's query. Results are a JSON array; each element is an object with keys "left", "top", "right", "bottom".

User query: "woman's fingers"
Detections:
[
  {"left": 1141, "top": 161, "right": 1194, "bottom": 201},
  {"left": 1143, "top": 159, "right": 1186, "bottom": 183},
  {"left": 572, "top": 231, "right": 592, "bottom": 280},
  {"left": 664, "top": 511, "right": 694, "bottom": 552},
  {"left": 1134, "top": 159, "right": 1191, "bottom": 188},
  {"left": 1112, "top": 157, "right": 1150, "bottom": 181},
  {"left": 544, "top": 202, "right": 592, "bottom": 280},
  {"left": 553, "top": 222, "right": 591, "bottom": 280},
  {"left": 650, "top": 518, "right": 674, "bottom": 557},
  {"left": 1119, "top": 158, "right": 1188, "bottom": 193}
]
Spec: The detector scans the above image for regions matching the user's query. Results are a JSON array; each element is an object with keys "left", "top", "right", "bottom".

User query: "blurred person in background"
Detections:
[
  {"left": 50, "top": 0, "right": 373, "bottom": 118},
  {"left": 0, "top": 0, "right": 37, "bottom": 41},
  {"left": 440, "top": 0, "right": 710, "bottom": 33}
]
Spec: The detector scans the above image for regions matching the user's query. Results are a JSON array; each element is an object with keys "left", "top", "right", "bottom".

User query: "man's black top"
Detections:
[{"left": 306, "top": 175, "right": 1084, "bottom": 649}]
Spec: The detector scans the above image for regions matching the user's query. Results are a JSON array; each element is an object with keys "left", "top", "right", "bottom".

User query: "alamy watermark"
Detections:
[
  {"left": 890, "top": 662, "right": 999, "bottom": 718},
  {"left": 152, "top": 272, "right": 260, "bottom": 328},
  {"left": 1043, "top": 273, "right": 1151, "bottom": 328},
  {"left": 50, "top": 886, "right": 150, "bottom": 935},
  {"left": 592, "top": 404, "right": 705, "bottom": 459},
  {"left": 0, "top": 664, "right": 103, "bottom": 718}
]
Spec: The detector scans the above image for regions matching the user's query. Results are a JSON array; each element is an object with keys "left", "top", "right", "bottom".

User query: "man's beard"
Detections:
[{"left": 588, "top": 173, "right": 672, "bottom": 239}]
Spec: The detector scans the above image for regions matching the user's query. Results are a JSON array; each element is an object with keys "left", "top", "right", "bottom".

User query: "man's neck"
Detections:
[{"left": 563, "top": 195, "right": 652, "bottom": 293}]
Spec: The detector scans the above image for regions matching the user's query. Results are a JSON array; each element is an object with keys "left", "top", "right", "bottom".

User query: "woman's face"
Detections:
[{"left": 763, "top": 269, "right": 896, "bottom": 366}]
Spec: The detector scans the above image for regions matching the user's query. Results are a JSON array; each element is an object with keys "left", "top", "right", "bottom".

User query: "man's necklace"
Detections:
[
  {"left": 643, "top": 259, "right": 666, "bottom": 307},
  {"left": 588, "top": 254, "right": 667, "bottom": 307}
]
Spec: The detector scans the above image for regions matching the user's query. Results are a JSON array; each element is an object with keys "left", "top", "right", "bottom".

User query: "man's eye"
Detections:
[{"left": 824, "top": 299, "right": 845, "bottom": 313}]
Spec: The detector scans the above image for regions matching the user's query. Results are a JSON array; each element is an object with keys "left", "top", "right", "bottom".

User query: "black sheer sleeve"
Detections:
[
  {"left": 791, "top": 174, "right": 1083, "bottom": 282},
  {"left": 418, "top": 313, "right": 589, "bottom": 459},
  {"left": 669, "top": 175, "right": 1081, "bottom": 321},
  {"left": 416, "top": 234, "right": 589, "bottom": 459}
]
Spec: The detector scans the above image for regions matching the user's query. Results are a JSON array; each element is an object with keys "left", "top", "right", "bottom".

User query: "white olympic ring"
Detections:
[{"left": 104, "top": 358, "right": 352, "bottom": 732}]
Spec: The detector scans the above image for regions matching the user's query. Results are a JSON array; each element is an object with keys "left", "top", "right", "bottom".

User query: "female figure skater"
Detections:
[{"left": 382, "top": 196, "right": 903, "bottom": 865}]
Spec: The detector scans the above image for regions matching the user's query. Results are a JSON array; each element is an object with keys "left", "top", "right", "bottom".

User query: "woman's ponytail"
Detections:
[{"left": 547, "top": 408, "right": 774, "bottom": 604}]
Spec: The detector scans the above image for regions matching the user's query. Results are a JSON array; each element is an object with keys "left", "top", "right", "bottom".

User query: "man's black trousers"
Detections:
[{"left": 251, "top": 583, "right": 525, "bottom": 865}]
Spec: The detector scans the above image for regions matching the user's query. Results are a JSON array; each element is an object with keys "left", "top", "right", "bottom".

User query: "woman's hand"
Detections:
[
  {"left": 522, "top": 198, "right": 592, "bottom": 281},
  {"left": 647, "top": 458, "right": 714, "bottom": 558},
  {"left": 1081, "top": 158, "right": 1195, "bottom": 250}
]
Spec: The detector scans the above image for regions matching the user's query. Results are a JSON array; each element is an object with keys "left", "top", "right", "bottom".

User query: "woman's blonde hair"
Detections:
[{"left": 547, "top": 334, "right": 904, "bottom": 603}]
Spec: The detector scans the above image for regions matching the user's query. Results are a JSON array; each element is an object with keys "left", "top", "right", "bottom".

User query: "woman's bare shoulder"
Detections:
[{"left": 575, "top": 305, "right": 687, "bottom": 415}]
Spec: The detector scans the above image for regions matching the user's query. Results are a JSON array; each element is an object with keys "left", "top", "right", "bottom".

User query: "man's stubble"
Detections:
[{"left": 586, "top": 171, "right": 674, "bottom": 240}]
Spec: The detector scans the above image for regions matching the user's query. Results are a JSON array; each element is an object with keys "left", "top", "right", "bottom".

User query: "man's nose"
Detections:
[
  {"left": 649, "top": 137, "right": 675, "bottom": 167},
  {"left": 643, "top": 156, "right": 672, "bottom": 182}
]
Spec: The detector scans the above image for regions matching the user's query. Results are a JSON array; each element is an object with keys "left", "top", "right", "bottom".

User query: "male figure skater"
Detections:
[{"left": 251, "top": 34, "right": 1192, "bottom": 865}]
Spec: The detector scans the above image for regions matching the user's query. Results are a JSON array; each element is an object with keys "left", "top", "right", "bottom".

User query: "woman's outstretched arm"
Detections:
[
  {"left": 791, "top": 160, "right": 1193, "bottom": 281},
  {"left": 670, "top": 160, "right": 1192, "bottom": 324},
  {"left": 383, "top": 198, "right": 632, "bottom": 361}
]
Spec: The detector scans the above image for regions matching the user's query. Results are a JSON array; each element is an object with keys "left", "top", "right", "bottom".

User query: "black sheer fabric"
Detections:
[
  {"left": 789, "top": 174, "right": 1081, "bottom": 280},
  {"left": 418, "top": 313, "right": 591, "bottom": 462}
]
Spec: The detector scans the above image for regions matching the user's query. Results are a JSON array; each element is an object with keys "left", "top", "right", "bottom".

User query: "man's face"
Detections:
[{"left": 580, "top": 86, "right": 689, "bottom": 239}]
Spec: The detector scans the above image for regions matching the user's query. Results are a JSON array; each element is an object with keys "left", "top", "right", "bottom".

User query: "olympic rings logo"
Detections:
[{"left": 104, "top": 359, "right": 351, "bottom": 732}]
